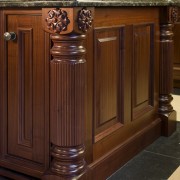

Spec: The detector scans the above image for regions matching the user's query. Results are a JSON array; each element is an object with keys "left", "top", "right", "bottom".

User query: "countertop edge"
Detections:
[{"left": 0, "top": 1, "right": 179, "bottom": 8}]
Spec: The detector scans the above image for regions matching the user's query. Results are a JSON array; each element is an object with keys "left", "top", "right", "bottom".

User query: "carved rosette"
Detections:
[
  {"left": 46, "top": 8, "right": 70, "bottom": 33},
  {"left": 169, "top": 7, "right": 179, "bottom": 23},
  {"left": 77, "top": 8, "right": 93, "bottom": 32}
]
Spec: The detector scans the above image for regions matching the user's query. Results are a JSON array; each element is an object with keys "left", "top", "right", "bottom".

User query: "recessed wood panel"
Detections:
[
  {"left": 94, "top": 27, "right": 124, "bottom": 139},
  {"left": 132, "top": 24, "right": 154, "bottom": 119},
  {"left": 17, "top": 28, "right": 33, "bottom": 148},
  {"left": 7, "top": 15, "right": 48, "bottom": 164}
]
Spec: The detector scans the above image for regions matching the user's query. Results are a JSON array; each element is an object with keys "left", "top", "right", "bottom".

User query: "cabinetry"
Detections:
[
  {"left": 0, "top": 10, "right": 49, "bottom": 178},
  {"left": 0, "top": 7, "right": 177, "bottom": 180}
]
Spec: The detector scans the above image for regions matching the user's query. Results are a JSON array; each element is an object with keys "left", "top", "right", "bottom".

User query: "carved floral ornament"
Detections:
[
  {"left": 77, "top": 8, "right": 93, "bottom": 32},
  {"left": 169, "top": 7, "right": 179, "bottom": 23},
  {"left": 45, "top": 7, "right": 93, "bottom": 33},
  {"left": 46, "top": 8, "right": 70, "bottom": 33}
]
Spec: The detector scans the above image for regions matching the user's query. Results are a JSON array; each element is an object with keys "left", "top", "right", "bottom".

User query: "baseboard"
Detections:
[
  {"left": 88, "top": 118, "right": 161, "bottom": 180},
  {"left": 0, "top": 119, "right": 161, "bottom": 180},
  {"left": 0, "top": 167, "right": 38, "bottom": 180}
]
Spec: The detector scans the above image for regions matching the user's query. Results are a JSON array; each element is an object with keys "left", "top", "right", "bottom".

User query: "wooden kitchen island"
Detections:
[{"left": 0, "top": 0, "right": 179, "bottom": 179}]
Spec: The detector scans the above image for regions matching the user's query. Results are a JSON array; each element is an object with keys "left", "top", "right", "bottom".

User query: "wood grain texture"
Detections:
[
  {"left": 89, "top": 118, "right": 161, "bottom": 180},
  {"left": 44, "top": 33, "right": 87, "bottom": 179},
  {"left": 17, "top": 28, "right": 33, "bottom": 149},
  {"left": 132, "top": 24, "right": 154, "bottom": 120},
  {"left": 92, "top": 7, "right": 161, "bottom": 162},
  {"left": 94, "top": 27, "right": 124, "bottom": 140},
  {"left": 0, "top": 10, "right": 49, "bottom": 178},
  {"left": 0, "top": 6, "right": 173, "bottom": 180},
  {"left": 7, "top": 13, "right": 45, "bottom": 163},
  {"left": 159, "top": 11, "right": 176, "bottom": 136}
]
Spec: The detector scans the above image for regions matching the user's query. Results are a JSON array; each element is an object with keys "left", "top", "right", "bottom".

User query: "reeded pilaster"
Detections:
[
  {"left": 159, "top": 7, "right": 178, "bottom": 136},
  {"left": 42, "top": 7, "right": 93, "bottom": 180}
]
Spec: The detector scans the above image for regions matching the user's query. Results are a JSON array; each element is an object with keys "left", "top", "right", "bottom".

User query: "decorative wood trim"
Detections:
[
  {"left": 50, "top": 145, "right": 86, "bottom": 176},
  {"left": 169, "top": 7, "right": 179, "bottom": 23},
  {"left": 43, "top": 7, "right": 94, "bottom": 34},
  {"left": 0, "top": 10, "right": 49, "bottom": 178},
  {"left": 93, "top": 26, "right": 125, "bottom": 141},
  {"left": 45, "top": 8, "right": 70, "bottom": 33},
  {"left": 132, "top": 23, "right": 155, "bottom": 120},
  {"left": 89, "top": 118, "right": 161, "bottom": 180},
  {"left": 43, "top": 33, "right": 87, "bottom": 179},
  {"left": 17, "top": 28, "right": 33, "bottom": 148},
  {"left": 159, "top": 8, "right": 177, "bottom": 136},
  {"left": 42, "top": 8, "right": 94, "bottom": 179},
  {"left": 77, "top": 8, "right": 93, "bottom": 32}
]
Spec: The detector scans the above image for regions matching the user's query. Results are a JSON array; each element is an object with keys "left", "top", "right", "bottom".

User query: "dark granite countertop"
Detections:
[{"left": 0, "top": 0, "right": 179, "bottom": 7}]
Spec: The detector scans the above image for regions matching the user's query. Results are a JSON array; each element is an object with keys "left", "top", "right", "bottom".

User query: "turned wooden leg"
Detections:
[
  {"left": 159, "top": 7, "right": 178, "bottom": 136},
  {"left": 42, "top": 7, "right": 93, "bottom": 179},
  {"left": 43, "top": 33, "right": 87, "bottom": 180},
  {"left": 52, "top": 33, "right": 86, "bottom": 179}
]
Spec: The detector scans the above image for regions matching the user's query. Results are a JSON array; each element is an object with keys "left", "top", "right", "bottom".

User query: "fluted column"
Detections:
[
  {"left": 159, "top": 7, "right": 179, "bottom": 136},
  {"left": 42, "top": 7, "right": 93, "bottom": 180},
  {"left": 50, "top": 33, "right": 86, "bottom": 179}
]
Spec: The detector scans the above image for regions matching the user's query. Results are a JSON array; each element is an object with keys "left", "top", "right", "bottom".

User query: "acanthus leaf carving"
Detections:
[{"left": 46, "top": 8, "right": 70, "bottom": 33}]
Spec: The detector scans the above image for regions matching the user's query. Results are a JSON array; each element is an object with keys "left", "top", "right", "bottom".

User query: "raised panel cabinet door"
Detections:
[{"left": 0, "top": 10, "right": 49, "bottom": 177}]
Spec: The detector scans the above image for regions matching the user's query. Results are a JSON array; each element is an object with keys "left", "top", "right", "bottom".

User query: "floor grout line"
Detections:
[{"left": 144, "top": 150, "right": 180, "bottom": 160}]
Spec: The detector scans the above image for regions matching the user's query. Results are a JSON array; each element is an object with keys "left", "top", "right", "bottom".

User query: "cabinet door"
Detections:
[{"left": 0, "top": 10, "right": 49, "bottom": 178}]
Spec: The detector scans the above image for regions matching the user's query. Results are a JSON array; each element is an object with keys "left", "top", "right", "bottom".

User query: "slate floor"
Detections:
[{"left": 107, "top": 122, "right": 180, "bottom": 180}]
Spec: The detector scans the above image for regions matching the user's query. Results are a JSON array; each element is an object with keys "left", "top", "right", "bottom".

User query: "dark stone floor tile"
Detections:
[
  {"left": 107, "top": 151, "right": 180, "bottom": 180},
  {"left": 145, "top": 130, "right": 180, "bottom": 159},
  {"left": 0, "top": 177, "right": 10, "bottom": 180},
  {"left": 173, "top": 88, "right": 180, "bottom": 95},
  {"left": 177, "top": 122, "right": 180, "bottom": 133}
]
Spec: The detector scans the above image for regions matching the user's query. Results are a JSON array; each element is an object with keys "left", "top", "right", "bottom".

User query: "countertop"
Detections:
[{"left": 0, "top": 0, "right": 179, "bottom": 7}]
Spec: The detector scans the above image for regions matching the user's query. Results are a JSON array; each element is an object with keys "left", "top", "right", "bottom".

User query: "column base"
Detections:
[{"left": 160, "top": 110, "right": 177, "bottom": 136}]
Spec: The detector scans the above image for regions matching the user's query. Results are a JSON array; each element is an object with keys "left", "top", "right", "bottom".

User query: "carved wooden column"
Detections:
[
  {"left": 159, "top": 7, "right": 179, "bottom": 136},
  {"left": 42, "top": 7, "right": 93, "bottom": 180}
]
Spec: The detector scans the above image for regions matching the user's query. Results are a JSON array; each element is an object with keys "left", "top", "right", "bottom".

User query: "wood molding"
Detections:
[
  {"left": 43, "top": 33, "right": 87, "bottom": 179},
  {"left": 159, "top": 8, "right": 177, "bottom": 136},
  {"left": 42, "top": 8, "right": 94, "bottom": 179},
  {"left": 132, "top": 23, "right": 155, "bottom": 120},
  {"left": 0, "top": 10, "right": 49, "bottom": 178},
  {"left": 89, "top": 118, "right": 161, "bottom": 180},
  {"left": 93, "top": 26, "right": 124, "bottom": 139}
]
